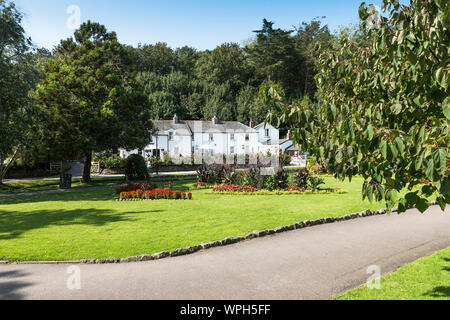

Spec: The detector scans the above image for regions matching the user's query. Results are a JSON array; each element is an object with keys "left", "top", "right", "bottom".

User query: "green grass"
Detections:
[
  {"left": 334, "top": 247, "right": 450, "bottom": 300},
  {"left": 0, "top": 176, "right": 390, "bottom": 261},
  {"left": 0, "top": 177, "right": 126, "bottom": 195}
]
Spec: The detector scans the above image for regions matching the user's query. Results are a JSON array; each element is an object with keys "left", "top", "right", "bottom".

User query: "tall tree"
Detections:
[
  {"left": 132, "top": 42, "right": 176, "bottom": 75},
  {"left": 263, "top": 0, "right": 449, "bottom": 213},
  {"left": 0, "top": 0, "right": 41, "bottom": 183},
  {"left": 294, "top": 18, "right": 334, "bottom": 98},
  {"left": 246, "top": 19, "right": 303, "bottom": 98},
  {"left": 35, "top": 21, "right": 153, "bottom": 182}
]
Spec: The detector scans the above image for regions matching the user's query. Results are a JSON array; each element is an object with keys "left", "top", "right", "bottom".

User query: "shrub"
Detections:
[
  {"left": 280, "top": 153, "right": 291, "bottom": 166},
  {"left": 308, "top": 173, "right": 325, "bottom": 191},
  {"left": 148, "top": 157, "right": 162, "bottom": 174},
  {"left": 264, "top": 175, "right": 276, "bottom": 191},
  {"left": 294, "top": 168, "right": 310, "bottom": 189},
  {"left": 124, "top": 154, "right": 150, "bottom": 181},
  {"left": 197, "top": 164, "right": 232, "bottom": 185},
  {"left": 92, "top": 153, "right": 125, "bottom": 169},
  {"left": 273, "top": 168, "right": 289, "bottom": 190}
]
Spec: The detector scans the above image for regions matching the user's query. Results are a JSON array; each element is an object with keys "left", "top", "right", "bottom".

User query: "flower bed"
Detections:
[
  {"left": 211, "top": 184, "right": 347, "bottom": 195},
  {"left": 212, "top": 184, "right": 259, "bottom": 193},
  {"left": 118, "top": 188, "right": 192, "bottom": 201}
]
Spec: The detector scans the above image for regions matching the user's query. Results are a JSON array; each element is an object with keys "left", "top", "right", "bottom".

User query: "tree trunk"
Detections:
[
  {"left": 0, "top": 148, "right": 20, "bottom": 184},
  {"left": 82, "top": 151, "right": 92, "bottom": 183}
]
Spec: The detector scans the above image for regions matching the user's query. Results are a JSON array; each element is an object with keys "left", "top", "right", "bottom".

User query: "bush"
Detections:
[
  {"left": 280, "top": 153, "right": 291, "bottom": 166},
  {"left": 273, "top": 168, "right": 289, "bottom": 190},
  {"left": 148, "top": 157, "right": 162, "bottom": 174},
  {"left": 124, "top": 154, "right": 150, "bottom": 181},
  {"left": 93, "top": 153, "right": 125, "bottom": 169},
  {"left": 197, "top": 164, "right": 232, "bottom": 185},
  {"left": 294, "top": 168, "right": 310, "bottom": 189},
  {"left": 308, "top": 173, "right": 325, "bottom": 191}
]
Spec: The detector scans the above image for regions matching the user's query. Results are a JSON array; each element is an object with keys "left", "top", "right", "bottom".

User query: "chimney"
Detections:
[
  {"left": 212, "top": 115, "right": 218, "bottom": 125},
  {"left": 287, "top": 130, "right": 292, "bottom": 140},
  {"left": 249, "top": 118, "right": 253, "bottom": 128},
  {"left": 173, "top": 114, "right": 179, "bottom": 124}
]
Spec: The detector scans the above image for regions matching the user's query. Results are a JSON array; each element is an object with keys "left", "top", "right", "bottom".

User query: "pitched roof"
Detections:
[{"left": 152, "top": 120, "right": 257, "bottom": 135}]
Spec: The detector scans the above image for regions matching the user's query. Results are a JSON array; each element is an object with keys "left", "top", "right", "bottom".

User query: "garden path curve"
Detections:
[{"left": 0, "top": 205, "right": 449, "bottom": 300}]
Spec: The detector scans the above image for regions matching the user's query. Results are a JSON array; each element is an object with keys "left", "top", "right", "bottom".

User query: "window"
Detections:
[
  {"left": 169, "top": 132, "right": 174, "bottom": 141},
  {"left": 149, "top": 135, "right": 154, "bottom": 144},
  {"left": 245, "top": 134, "right": 249, "bottom": 141},
  {"left": 230, "top": 146, "right": 234, "bottom": 154},
  {"left": 230, "top": 133, "right": 235, "bottom": 141},
  {"left": 174, "top": 147, "right": 179, "bottom": 154},
  {"left": 265, "top": 129, "right": 270, "bottom": 137},
  {"left": 209, "top": 133, "right": 214, "bottom": 141}
]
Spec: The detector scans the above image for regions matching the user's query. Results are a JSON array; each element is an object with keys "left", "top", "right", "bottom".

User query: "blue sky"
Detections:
[{"left": 14, "top": 0, "right": 392, "bottom": 51}]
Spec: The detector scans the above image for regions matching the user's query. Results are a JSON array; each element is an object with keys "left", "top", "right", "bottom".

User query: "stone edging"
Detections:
[{"left": 0, "top": 201, "right": 437, "bottom": 265}]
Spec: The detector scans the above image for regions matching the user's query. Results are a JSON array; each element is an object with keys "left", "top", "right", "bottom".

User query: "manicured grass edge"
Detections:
[
  {"left": 332, "top": 246, "right": 449, "bottom": 300},
  {"left": 3, "top": 201, "right": 438, "bottom": 265}
]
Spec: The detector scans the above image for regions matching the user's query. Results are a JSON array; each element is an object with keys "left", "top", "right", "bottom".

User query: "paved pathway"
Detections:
[{"left": 0, "top": 206, "right": 448, "bottom": 300}]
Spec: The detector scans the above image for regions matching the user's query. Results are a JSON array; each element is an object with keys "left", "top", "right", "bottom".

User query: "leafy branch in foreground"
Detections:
[{"left": 262, "top": 0, "right": 449, "bottom": 213}]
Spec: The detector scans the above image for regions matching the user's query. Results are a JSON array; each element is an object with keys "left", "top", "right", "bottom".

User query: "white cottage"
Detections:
[{"left": 120, "top": 115, "right": 276, "bottom": 159}]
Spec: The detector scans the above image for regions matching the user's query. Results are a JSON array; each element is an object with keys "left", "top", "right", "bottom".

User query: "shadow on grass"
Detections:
[
  {"left": 0, "top": 207, "right": 144, "bottom": 240},
  {"left": 0, "top": 270, "right": 33, "bottom": 300},
  {"left": 0, "top": 179, "right": 195, "bottom": 205},
  {"left": 0, "top": 188, "right": 116, "bottom": 205},
  {"left": 424, "top": 256, "right": 450, "bottom": 299}
]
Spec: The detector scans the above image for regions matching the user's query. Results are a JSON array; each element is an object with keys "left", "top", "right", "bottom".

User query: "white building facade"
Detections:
[{"left": 120, "top": 115, "right": 282, "bottom": 160}]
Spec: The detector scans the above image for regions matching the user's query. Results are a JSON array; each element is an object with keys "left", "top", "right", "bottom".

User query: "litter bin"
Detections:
[{"left": 60, "top": 173, "right": 72, "bottom": 190}]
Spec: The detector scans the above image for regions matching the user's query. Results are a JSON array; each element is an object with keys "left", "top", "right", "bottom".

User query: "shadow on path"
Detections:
[{"left": 0, "top": 270, "right": 32, "bottom": 300}]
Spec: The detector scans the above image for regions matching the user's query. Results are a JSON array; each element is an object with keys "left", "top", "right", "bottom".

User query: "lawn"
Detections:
[
  {"left": 0, "top": 174, "right": 196, "bottom": 195},
  {"left": 334, "top": 247, "right": 450, "bottom": 300},
  {"left": 0, "top": 177, "right": 125, "bottom": 195},
  {"left": 0, "top": 176, "right": 393, "bottom": 261}
]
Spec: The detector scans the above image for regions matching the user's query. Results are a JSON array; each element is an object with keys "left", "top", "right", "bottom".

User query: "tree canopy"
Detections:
[
  {"left": 35, "top": 21, "right": 153, "bottom": 182},
  {"left": 0, "top": 0, "right": 41, "bottom": 182},
  {"left": 262, "top": 0, "right": 449, "bottom": 213}
]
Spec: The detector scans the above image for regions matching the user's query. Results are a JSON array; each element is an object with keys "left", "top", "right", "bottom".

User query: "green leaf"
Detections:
[
  {"left": 391, "top": 103, "right": 402, "bottom": 114},
  {"left": 421, "top": 184, "right": 434, "bottom": 197},
  {"left": 394, "top": 137, "right": 405, "bottom": 154},
  {"left": 436, "top": 197, "right": 446, "bottom": 211},
  {"left": 367, "top": 184, "right": 373, "bottom": 203},
  {"left": 366, "top": 124, "right": 374, "bottom": 141},
  {"left": 405, "top": 192, "right": 418, "bottom": 206},
  {"left": 380, "top": 140, "right": 387, "bottom": 158},
  {"left": 398, "top": 198, "right": 408, "bottom": 213},
  {"left": 415, "top": 151, "right": 424, "bottom": 170},
  {"left": 443, "top": 97, "right": 450, "bottom": 120},
  {"left": 424, "top": 157, "right": 434, "bottom": 180},
  {"left": 416, "top": 197, "right": 429, "bottom": 213},
  {"left": 433, "top": 148, "right": 447, "bottom": 174},
  {"left": 440, "top": 176, "right": 449, "bottom": 196}
]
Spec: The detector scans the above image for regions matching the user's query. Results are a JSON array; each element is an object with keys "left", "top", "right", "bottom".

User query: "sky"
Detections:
[{"left": 13, "top": 0, "right": 394, "bottom": 51}]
